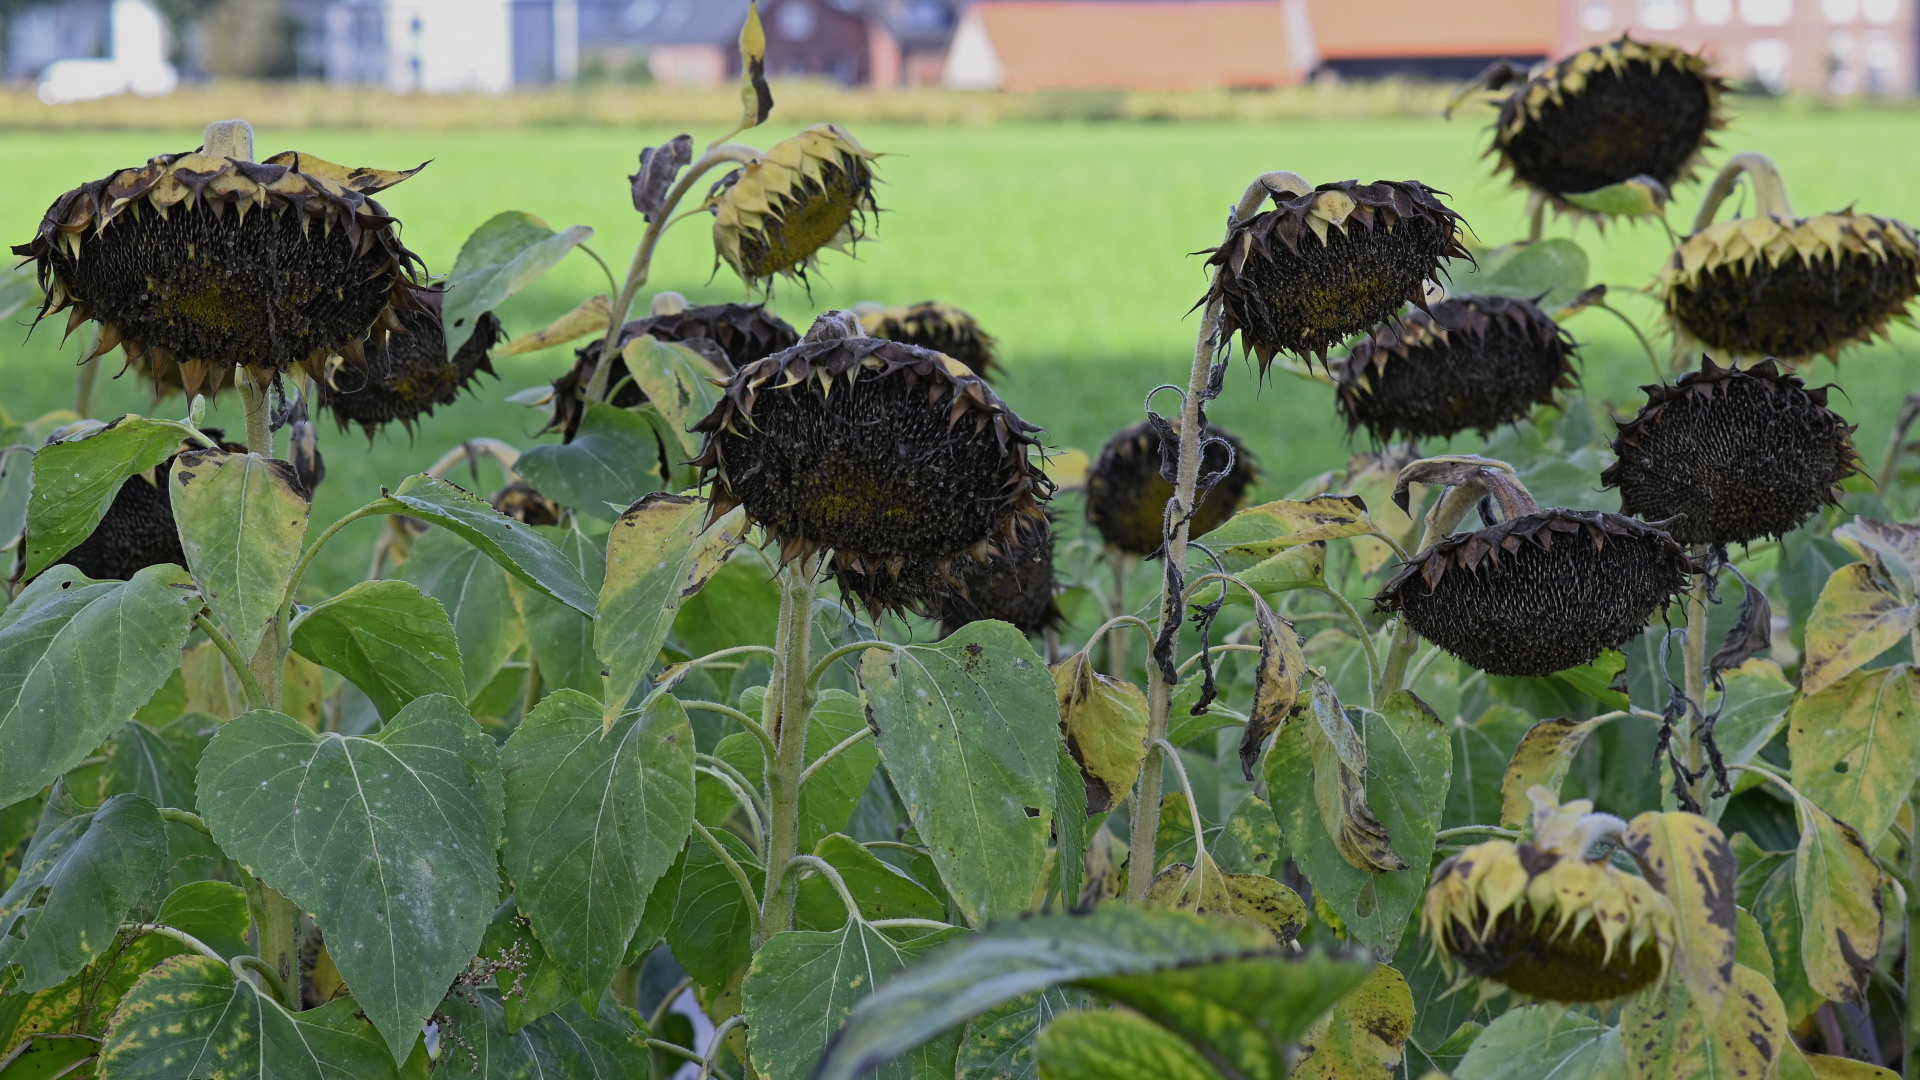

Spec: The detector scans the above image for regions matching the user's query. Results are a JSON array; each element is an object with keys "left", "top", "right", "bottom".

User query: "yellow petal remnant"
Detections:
[
  {"left": 711, "top": 124, "right": 877, "bottom": 290},
  {"left": 1421, "top": 787, "right": 1676, "bottom": 1004}
]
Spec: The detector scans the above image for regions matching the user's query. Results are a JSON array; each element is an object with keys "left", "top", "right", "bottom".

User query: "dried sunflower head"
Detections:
[
  {"left": 1085, "top": 420, "right": 1256, "bottom": 557},
  {"left": 1490, "top": 38, "right": 1724, "bottom": 207},
  {"left": 690, "top": 312, "right": 1049, "bottom": 606},
  {"left": 11, "top": 124, "right": 426, "bottom": 401},
  {"left": 1204, "top": 179, "right": 1469, "bottom": 370},
  {"left": 1660, "top": 210, "right": 1920, "bottom": 364},
  {"left": 549, "top": 301, "right": 797, "bottom": 441},
  {"left": 1333, "top": 294, "right": 1578, "bottom": 444},
  {"left": 711, "top": 124, "right": 878, "bottom": 289},
  {"left": 51, "top": 428, "right": 244, "bottom": 582},
  {"left": 1374, "top": 508, "right": 1692, "bottom": 677},
  {"left": 936, "top": 529, "right": 1062, "bottom": 638},
  {"left": 490, "top": 481, "right": 561, "bottom": 527},
  {"left": 1424, "top": 788, "right": 1675, "bottom": 1004},
  {"left": 1603, "top": 357, "right": 1859, "bottom": 547},
  {"left": 316, "top": 287, "right": 500, "bottom": 437},
  {"left": 857, "top": 301, "right": 1001, "bottom": 379}
]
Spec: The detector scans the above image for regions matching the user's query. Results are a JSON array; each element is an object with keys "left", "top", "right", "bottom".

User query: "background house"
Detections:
[{"left": 1, "top": 0, "right": 1914, "bottom": 95}]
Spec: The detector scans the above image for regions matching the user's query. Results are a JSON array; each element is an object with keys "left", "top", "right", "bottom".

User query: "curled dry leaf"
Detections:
[
  {"left": 1307, "top": 675, "right": 1407, "bottom": 874},
  {"left": 1239, "top": 595, "right": 1304, "bottom": 781},
  {"left": 1144, "top": 852, "right": 1307, "bottom": 945},
  {"left": 630, "top": 134, "right": 693, "bottom": 222}
]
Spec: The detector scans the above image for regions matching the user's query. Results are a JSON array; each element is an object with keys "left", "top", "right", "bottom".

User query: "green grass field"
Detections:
[{"left": 2, "top": 106, "right": 1916, "bottom": 593}]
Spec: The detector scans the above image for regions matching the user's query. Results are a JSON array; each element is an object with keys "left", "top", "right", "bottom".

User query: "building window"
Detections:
[
  {"left": 1747, "top": 38, "right": 1792, "bottom": 90},
  {"left": 1864, "top": 31, "right": 1898, "bottom": 89},
  {"left": 777, "top": 0, "right": 816, "bottom": 40},
  {"left": 1828, "top": 31, "right": 1859, "bottom": 92},
  {"left": 1742, "top": 0, "right": 1794, "bottom": 22},
  {"left": 1643, "top": 0, "right": 1687, "bottom": 25},
  {"left": 1580, "top": 0, "right": 1614, "bottom": 31},
  {"left": 1861, "top": 0, "right": 1899, "bottom": 22},
  {"left": 1698, "top": 0, "right": 1734, "bottom": 23}
]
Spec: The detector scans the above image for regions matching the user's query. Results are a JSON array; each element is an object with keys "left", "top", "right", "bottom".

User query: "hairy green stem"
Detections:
[
  {"left": 1154, "top": 739, "right": 1207, "bottom": 861},
  {"left": 788, "top": 855, "right": 861, "bottom": 922},
  {"left": 691, "top": 819, "right": 761, "bottom": 941},
  {"left": 695, "top": 764, "right": 765, "bottom": 845},
  {"left": 796, "top": 726, "right": 873, "bottom": 789},
  {"left": 647, "top": 975, "right": 693, "bottom": 1034},
  {"left": 1693, "top": 152, "right": 1794, "bottom": 230},
  {"left": 701, "top": 1015, "right": 746, "bottom": 1080},
  {"left": 235, "top": 954, "right": 297, "bottom": 1010},
  {"left": 1683, "top": 567, "right": 1710, "bottom": 811},
  {"left": 683, "top": 700, "right": 775, "bottom": 759},
  {"left": 807, "top": 640, "right": 881, "bottom": 690},
  {"left": 157, "top": 807, "right": 212, "bottom": 836},
  {"left": 123, "top": 922, "right": 221, "bottom": 960},
  {"left": 284, "top": 502, "right": 389, "bottom": 609},
  {"left": 1377, "top": 483, "right": 1484, "bottom": 698},
  {"left": 1109, "top": 551, "right": 1132, "bottom": 681},
  {"left": 756, "top": 558, "right": 818, "bottom": 945},
  {"left": 194, "top": 615, "right": 267, "bottom": 710},
  {"left": 1307, "top": 584, "right": 1380, "bottom": 703},
  {"left": 647, "top": 1039, "right": 704, "bottom": 1065}
]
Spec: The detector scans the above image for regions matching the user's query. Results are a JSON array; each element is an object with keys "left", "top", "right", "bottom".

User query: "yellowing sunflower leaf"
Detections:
[
  {"left": 1293, "top": 964, "right": 1414, "bottom": 1080},
  {"left": 1789, "top": 664, "right": 1920, "bottom": 845},
  {"left": 1620, "top": 962, "right": 1785, "bottom": 1080},
  {"left": 622, "top": 334, "right": 728, "bottom": 462},
  {"left": 1498, "top": 714, "right": 1616, "bottom": 829},
  {"left": 1143, "top": 852, "right": 1307, "bottom": 945},
  {"left": 1800, "top": 562, "right": 1916, "bottom": 696},
  {"left": 1835, "top": 517, "right": 1920, "bottom": 602},
  {"left": 1051, "top": 652, "right": 1148, "bottom": 815},
  {"left": 1240, "top": 595, "right": 1304, "bottom": 780},
  {"left": 1621, "top": 811, "right": 1738, "bottom": 1016},
  {"left": 1794, "top": 798, "right": 1884, "bottom": 1004},
  {"left": 1194, "top": 495, "right": 1373, "bottom": 571},
  {"left": 497, "top": 294, "right": 611, "bottom": 357}
]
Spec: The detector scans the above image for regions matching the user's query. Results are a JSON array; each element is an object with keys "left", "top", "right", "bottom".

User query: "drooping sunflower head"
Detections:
[
  {"left": 11, "top": 123, "right": 426, "bottom": 401},
  {"left": 1205, "top": 179, "right": 1469, "bottom": 370},
  {"left": 489, "top": 481, "right": 562, "bottom": 527},
  {"left": 549, "top": 301, "right": 798, "bottom": 441},
  {"left": 1603, "top": 357, "right": 1859, "bottom": 547},
  {"left": 711, "top": 124, "right": 878, "bottom": 290},
  {"left": 46, "top": 427, "right": 243, "bottom": 582},
  {"left": 1374, "top": 508, "right": 1692, "bottom": 677},
  {"left": 1333, "top": 294, "right": 1578, "bottom": 444},
  {"left": 691, "top": 312, "right": 1050, "bottom": 596},
  {"left": 1659, "top": 211, "right": 1920, "bottom": 364},
  {"left": 1490, "top": 37, "right": 1725, "bottom": 207},
  {"left": 1085, "top": 420, "right": 1256, "bottom": 557},
  {"left": 857, "top": 301, "right": 1001, "bottom": 380},
  {"left": 1424, "top": 787, "right": 1675, "bottom": 1004},
  {"left": 316, "top": 287, "right": 501, "bottom": 437},
  {"left": 936, "top": 528, "right": 1062, "bottom": 638}
]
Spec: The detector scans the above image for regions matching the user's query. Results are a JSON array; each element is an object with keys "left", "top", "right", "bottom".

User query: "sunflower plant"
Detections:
[{"left": 6, "top": 19, "right": 1920, "bottom": 1080}]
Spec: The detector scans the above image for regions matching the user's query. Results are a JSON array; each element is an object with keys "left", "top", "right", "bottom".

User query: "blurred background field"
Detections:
[{"left": 2, "top": 96, "right": 1918, "bottom": 593}]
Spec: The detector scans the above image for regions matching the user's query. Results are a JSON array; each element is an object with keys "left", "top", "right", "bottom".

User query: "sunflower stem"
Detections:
[
  {"left": 1693, "top": 152, "right": 1794, "bottom": 230},
  {"left": 757, "top": 555, "right": 819, "bottom": 945},
  {"left": 1108, "top": 551, "right": 1132, "bottom": 681},
  {"left": 1682, "top": 566, "right": 1711, "bottom": 811},
  {"left": 1129, "top": 300, "right": 1223, "bottom": 902},
  {"left": 589, "top": 144, "right": 764, "bottom": 405},
  {"left": 1377, "top": 483, "right": 1483, "bottom": 698},
  {"left": 1154, "top": 739, "right": 1207, "bottom": 861}
]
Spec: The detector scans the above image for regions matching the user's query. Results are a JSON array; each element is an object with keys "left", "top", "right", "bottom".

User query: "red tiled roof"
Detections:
[
  {"left": 1306, "top": 0, "right": 1554, "bottom": 59},
  {"left": 971, "top": 2, "right": 1297, "bottom": 90}
]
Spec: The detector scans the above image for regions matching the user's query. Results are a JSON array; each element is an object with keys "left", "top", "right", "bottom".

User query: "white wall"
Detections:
[{"left": 383, "top": 0, "right": 513, "bottom": 93}]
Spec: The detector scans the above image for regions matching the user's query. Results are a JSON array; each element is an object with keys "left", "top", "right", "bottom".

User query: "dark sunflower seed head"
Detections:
[
  {"left": 1334, "top": 294, "right": 1579, "bottom": 444},
  {"left": 1204, "top": 179, "right": 1470, "bottom": 370},
  {"left": 1442, "top": 901, "right": 1665, "bottom": 1003},
  {"left": 1086, "top": 420, "right": 1257, "bottom": 557},
  {"left": 549, "top": 302, "right": 797, "bottom": 442},
  {"left": 316, "top": 287, "right": 500, "bottom": 437},
  {"left": 690, "top": 335, "right": 1050, "bottom": 582},
  {"left": 489, "top": 481, "right": 562, "bottom": 527},
  {"left": 1602, "top": 357, "right": 1861, "bottom": 546},
  {"left": 859, "top": 301, "right": 1001, "bottom": 379},
  {"left": 1374, "top": 508, "right": 1693, "bottom": 677},
  {"left": 1493, "top": 36, "right": 1726, "bottom": 204}
]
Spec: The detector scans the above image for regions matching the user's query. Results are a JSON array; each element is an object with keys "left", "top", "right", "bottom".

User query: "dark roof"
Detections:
[{"left": 621, "top": 0, "right": 748, "bottom": 45}]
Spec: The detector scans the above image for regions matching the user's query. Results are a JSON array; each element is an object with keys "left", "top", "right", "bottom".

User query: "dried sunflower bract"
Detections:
[
  {"left": 317, "top": 287, "right": 501, "bottom": 437},
  {"left": 859, "top": 301, "right": 1001, "bottom": 379},
  {"left": 1661, "top": 210, "right": 1920, "bottom": 364},
  {"left": 1603, "top": 357, "right": 1859, "bottom": 547},
  {"left": 711, "top": 124, "right": 877, "bottom": 289},
  {"left": 1085, "top": 420, "right": 1255, "bottom": 557},
  {"left": 1491, "top": 37, "right": 1724, "bottom": 206},
  {"left": 1424, "top": 788, "right": 1675, "bottom": 1004},
  {"left": 1334, "top": 294, "right": 1577, "bottom": 444},
  {"left": 1205, "top": 179, "right": 1470, "bottom": 369},
  {"left": 1374, "top": 508, "right": 1691, "bottom": 677},
  {"left": 549, "top": 302, "right": 797, "bottom": 441},
  {"left": 12, "top": 144, "right": 426, "bottom": 401},
  {"left": 691, "top": 314, "right": 1049, "bottom": 615}
]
